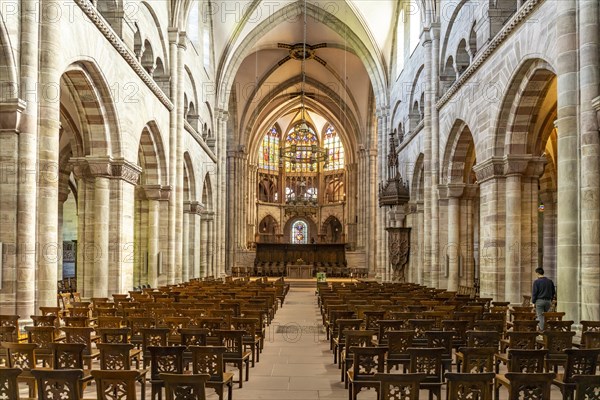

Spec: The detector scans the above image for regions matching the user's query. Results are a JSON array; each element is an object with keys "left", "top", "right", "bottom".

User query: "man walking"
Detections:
[{"left": 531, "top": 267, "right": 555, "bottom": 331}]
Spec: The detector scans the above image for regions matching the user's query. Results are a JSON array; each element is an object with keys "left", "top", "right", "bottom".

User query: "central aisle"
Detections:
[{"left": 231, "top": 286, "right": 348, "bottom": 400}]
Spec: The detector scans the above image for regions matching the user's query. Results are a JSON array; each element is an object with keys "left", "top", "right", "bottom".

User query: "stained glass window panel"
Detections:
[
  {"left": 258, "top": 127, "right": 279, "bottom": 170},
  {"left": 291, "top": 220, "right": 308, "bottom": 244},
  {"left": 323, "top": 125, "right": 345, "bottom": 171},
  {"left": 284, "top": 125, "right": 318, "bottom": 172}
]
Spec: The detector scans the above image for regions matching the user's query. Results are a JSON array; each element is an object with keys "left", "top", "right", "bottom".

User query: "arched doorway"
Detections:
[
  {"left": 322, "top": 216, "right": 343, "bottom": 243},
  {"left": 258, "top": 215, "right": 278, "bottom": 243}
]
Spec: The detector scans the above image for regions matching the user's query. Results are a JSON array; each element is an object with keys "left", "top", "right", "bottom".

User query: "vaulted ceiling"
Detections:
[{"left": 195, "top": 1, "right": 406, "bottom": 154}]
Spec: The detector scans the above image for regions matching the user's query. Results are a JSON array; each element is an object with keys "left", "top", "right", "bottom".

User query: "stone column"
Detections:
[
  {"left": 368, "top": 149, "right": 378, "bottom": 278},
  {"left": 474, "top": 158, "right": 505, "bottom": 300},
  {"left": 540, "top": 189, "right": 557, "bottom": 281},
  {"left": 417, "top": 201, "right": 425, "bottom": 284},
  {"left": 57, "top": 169, "right": 71, "bottom": 282},
  {"left": 200, "top": 212, "right": 209, "bottom": 277},
  {"left": 175, "top": 33, "right": 187, "bottom": 284},
  {"left": 166, "top": 28, "right": 179, "bottom": 285},
  {"left": 191, "top": 202, "right": 203, "bottom": 278},
  {"left": 430, "top": 23, "right": 441, "bottom": 289},
  {"left": 12, "top": 0, "right": 38, "bottom": 318},
  {"left": 504, "top": 156, "right": 529, "bottom": 303},
  {"left": 421, "top": 26, "right": 433, "bottom": 287},
  {"left": 108, "top": 159, "right": 140, "bottom": 294},
  {"left": 226, "top": 151, "right": 236, "bottom": 270},
  {"left": 37, "top": 0, "right": 62, "bottom": 308},
  {"left": 556, "top": 0, "right": 580, "bottom": 321},
  {"left": 182, "top": 201, "right": 190, "bottom": 282},
  {"left": 144, "top": 186, "right": 162, "bottom": 288},
  {"left": 207, "top": 215, "right": 215, "bottom": 276},
  {"left": 92, "top": 175, "right": 110, "bottom": 298},
  {"left": 579, "top": 0, "right": 600, "bottom": 320},
  {"left": 71, "top": 163, "right": 93, "bottom": 300},
  {"left": 446, "top": 184, "right": 464, "bottom": 291}
]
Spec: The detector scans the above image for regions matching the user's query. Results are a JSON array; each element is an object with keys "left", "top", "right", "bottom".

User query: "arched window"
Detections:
[
  {"left": 323, "top": 125, "right": 345, "bottom": 171},
  {"left": 284, "top": 124, "right": 319, "bottom": 173},
  {"left": 409, "top": 1, "right": 422, "bottom": 53},
  {"left": 258, "top": 126, "right": 280, "bottom": 170},
  {"left": 291, "top": 220, "right": 308, "bottom": 244}
]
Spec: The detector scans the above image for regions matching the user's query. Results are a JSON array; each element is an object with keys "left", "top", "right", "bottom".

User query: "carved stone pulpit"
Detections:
[{"left": 386, "top": 227, "right": 411, "bottom": 282}]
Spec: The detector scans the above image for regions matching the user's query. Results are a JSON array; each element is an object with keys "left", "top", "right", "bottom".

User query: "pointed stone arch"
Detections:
[
  {"left": 494, "top": 58, "right": 557, "bottom": 157},
  {"left": 443, "top": 120, "right": 477, "bottom": 184},
  {"left": 0, "top": 16, "right": 17, "bottom": 93},
  {"left": 137, "top": 121, "right": 167, "bottom": 186},
  {"left": 61, "top": 61, "right": 122, "bottom": 157}
]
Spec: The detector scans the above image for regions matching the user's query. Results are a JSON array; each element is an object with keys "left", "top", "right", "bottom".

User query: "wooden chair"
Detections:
[
  {"left": 0, "top": 326, "right": 16, "bottom": 362},
  {"left": 333, "top": 318, "right": 362, "bottom": 364},
  {"left": 216, "top": 330, "right": 251, "bottom": 388},
  {"left": 128, "top": 316, "right": 155, "bottom": 346},
  {"left": 163, "top": 317, "right": 191, "bottom": 344},
  {"left": 340, "top": 330, "right": 375, "bottom": 385},
  {"left": 407, "top": 347, "right": 444, "bottom": 400},
  {"left": 148, "top": 345, "right": 186, "bottom": 400},
  {"left": 231, "top": 317, "right": 261, "bottom": 366},
  {"left": 385, "top": 330, "right": 414, "bottom": 373},
  {"left": 445, "top": 372, "right": 494, "bottom": 400},
  {"left": 441, "top": 319, "right": 469, "bottom": 349},
  {"left": 494, "top": 349, "right": 549, "bottom": 400},
  {"left": 375, "top": 372, "right": 425, "bottom": 400},
  {"left": 91, "top": 369, "right": 140, "bottom": 400},
  {"left": 457, "top": 347, "right": 495, "bottom": 373},
  {"left": 542, "top": 330, "right": 576, "bottom": 371},
  {"left": 553, "top": 348, "right": 600, "bottom": 400},
  {"left": 160, "top": 373, "right": 210, "bottom": 400},
  {"left": 425, "top": 331, "right": 454, "bottom": 372},
  {"left": 0, "top": 367, "right": 21, "bottom": 400},
  {"left": 2, "top": 342, "right": 38, "bottom": 396},
  {"left": 60, "top": 327, "right": 99, "bottom": 369},
  {"left": 346, "top": 346, "right": 387, "bottom": 400},
  {"left": 408, "top": 319, "right": 436, "bottom": 344},
  {"left": 503, "top": 372, "right": 555, "bottom": 400},
  {"left": 455, "top": 330, "right": 500, "bottom": 371},
  {"left": 141, "top": 327, "right": 170, "bottom": 367},
  {"left": 31, "top": 368, "right": 83, "bottom": 400},
  {"left": 25, "top": 325, "right": 57, "bottom": 367},
  {"left": 495, "top": 331, "right": 539, "bottom": 372},
  {"left": 189, "top": 346, "right": 234, "bottom": 400},
  {"left": 377, "top": 320, "right": 407, "bottom": 345},
  {"left": 573, "top": 375, "right": 600, "bottom": 400}
]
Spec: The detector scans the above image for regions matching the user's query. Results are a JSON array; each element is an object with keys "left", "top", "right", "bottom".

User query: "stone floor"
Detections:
[{"left": 19, "top": 286, "right": 566, "bottom": 399}]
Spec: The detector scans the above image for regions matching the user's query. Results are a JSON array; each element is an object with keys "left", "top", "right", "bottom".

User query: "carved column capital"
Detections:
[
  {"left": 503, "top": 154, "right": 532, "bottom": 176},
  {"left": 70, "top": 156, "right": 141, "bottom": 185},
  {"left": 525, "top": 156, "right": 547, "bottom": 179},
  {"left": 473, "top": 157, "right": 504, "bottom": 183},
  {"left": 0, "top": 98, "right": 27, "bottom": 132}
]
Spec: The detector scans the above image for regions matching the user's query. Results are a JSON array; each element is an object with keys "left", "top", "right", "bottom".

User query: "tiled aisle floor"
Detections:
[{"left": 229, "top": 286, "right": 347, "bottom": 400}]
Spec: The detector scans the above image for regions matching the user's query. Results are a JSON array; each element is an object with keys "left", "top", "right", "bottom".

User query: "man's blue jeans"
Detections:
[{"left": 535, "top": 299, "right": 552, "bottom": 331}]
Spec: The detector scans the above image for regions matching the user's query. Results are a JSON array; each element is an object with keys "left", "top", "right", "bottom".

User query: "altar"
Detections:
[{"left": 286, "top": 264, "right": 314, "bottom": 279}]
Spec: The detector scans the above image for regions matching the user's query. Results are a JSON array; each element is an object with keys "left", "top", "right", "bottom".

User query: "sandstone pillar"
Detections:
[
  {"left": 579, "top": 0, "right": 600, "bottom": 320},
  {"left": 540, "top": 190, "right": 557, "bottom": 281},
  {"left": 504, "top": 156, "right": 529, "bottom": 303},
  {"left": 446, "top": 184, "right": 464, "bottom": 291},
  {"left": 474, "top": 158, "right": 505, "bottom": 300},
  {"left": 167, "top": 28, "right": 179, "bottom": 285},
  {"left": 556, "top": 0, "right": 580, "bottom": 321},
  {"left": 93, "top": 176, "right": 110, "bottom": 298},
  {"left": 146, "top": 191, "right": 161, "bottom": 288},
  {"left": 182, "top": 202, "right": 190, "bottom": 282},
  {"left": 37, "top": 0, "right": 62, "bottom": 308},
  {"left": 175, "top": 33, "right": 187, "bottom": 284},
  {"left": 13, "top": 0, "right": 39, "bottom": 318},
  {"left": 200, "top": 213, "right": 209, "bottom": 277}
]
